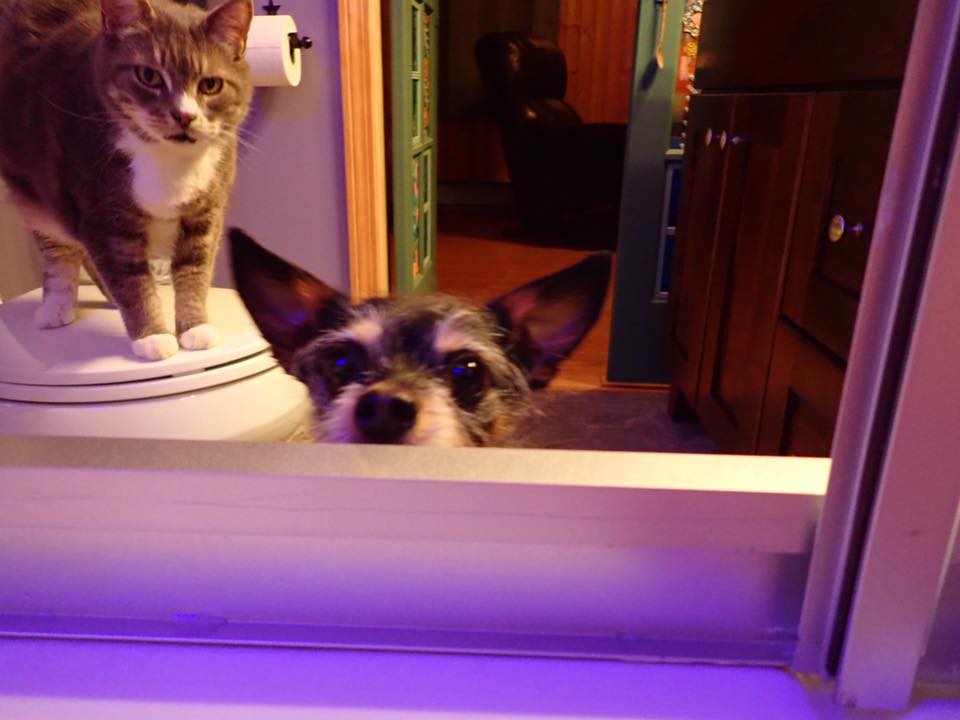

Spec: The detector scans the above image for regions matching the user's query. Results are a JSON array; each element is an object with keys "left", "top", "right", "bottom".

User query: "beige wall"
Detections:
[
  {"left": 0, "top": 196, "right": 41, "bottom": 301},
  {"left": 217, "top": 0, "right": 349, "bottom": 292}
]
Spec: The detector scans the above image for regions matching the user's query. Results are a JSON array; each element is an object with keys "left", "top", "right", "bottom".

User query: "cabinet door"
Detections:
[
  {"left": 781, "top": 91, "right": 900, "bottom": 360},
  {"left": 666, "top": 95, "right": 732, "bottom": 413},
  {"left": 694, "top": 94, "right": 810, "bottom": 453},
  {"left": 758, "top": 322, "right": 845, "bottom": 456}
]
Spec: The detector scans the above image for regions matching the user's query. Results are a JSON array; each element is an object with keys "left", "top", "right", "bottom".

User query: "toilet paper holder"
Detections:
[{"left": 261, "top": 0, "right": 312, "bottom": 63}]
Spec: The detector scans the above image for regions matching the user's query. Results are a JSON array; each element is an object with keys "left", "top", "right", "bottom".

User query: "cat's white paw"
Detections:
[
  {"left": 132, "top": 333, "right": 179, "bottom": 361},
  {"left": 179, "top": 323, "right": 220, "bottom": 351},
  {"left": 33, "top": 300, "right": 77, "bottom": 329}
]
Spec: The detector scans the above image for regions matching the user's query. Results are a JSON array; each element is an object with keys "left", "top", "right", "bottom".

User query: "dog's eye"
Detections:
[
  {"left": 447, "top": 353, "right": 488, "bottom": 407},
  {"left": 322, "top": 342, "right": 368, "bottom": 389}
]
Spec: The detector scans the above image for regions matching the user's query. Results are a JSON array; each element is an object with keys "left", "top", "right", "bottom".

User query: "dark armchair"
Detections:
[{"left": 474, "top": 32, "right": 627, "bottom": 246}]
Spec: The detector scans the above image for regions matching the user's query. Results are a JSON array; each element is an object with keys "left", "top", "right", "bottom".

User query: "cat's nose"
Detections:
[
  {"left": 170, "top": 109, "right": 197, "bottom": 129},
  {"left": 354, "top": 390, "right": 418, "bottom": 443}
]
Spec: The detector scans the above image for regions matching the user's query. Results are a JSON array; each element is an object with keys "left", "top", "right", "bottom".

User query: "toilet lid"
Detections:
[{"left": 0, "top": 284, "right": 277, "bottom": 403}]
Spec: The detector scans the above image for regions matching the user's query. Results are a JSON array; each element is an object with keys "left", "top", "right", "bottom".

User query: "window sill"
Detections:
[
  {"left": 2, "top": 436, "right": 828, "bottom": 663},
  {"left": 2, "top": 638, "right": 958, "bottom": 719}
]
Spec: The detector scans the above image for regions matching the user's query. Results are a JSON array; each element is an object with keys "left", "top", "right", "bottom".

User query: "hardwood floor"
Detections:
[
  {"left": 434, "top": 206, "right": 715, "bottom": 452},
  {"left": 436, "top": 207, "right": 614, "bottom": 391}
]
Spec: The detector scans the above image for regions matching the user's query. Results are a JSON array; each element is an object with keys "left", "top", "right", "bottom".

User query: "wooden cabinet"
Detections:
[
  {"left": 669, "top": 93, "right": 811, "bottom": 451},
  {"left": 695, "top": 95, "right": 809, "bottom": 453},
  {"left": 695, "top": 0, "right": 919, "bottom": 91},
  {"left": 666, "top": 0, "right": 916, "bottom": 456},
  {"left": 758, "top": 322, "right": 846, "bottom": 456},
  {"left": 753, "top": 93, "right": 900, "bottom": 455},
  {"left": 667, "top": 96, "right": 731, "bottom": 413},
  {"left": 779, "top": 92, "right": 900, "bottom": 362}
]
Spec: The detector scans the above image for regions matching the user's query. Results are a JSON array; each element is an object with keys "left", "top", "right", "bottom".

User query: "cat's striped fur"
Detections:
[{"left": 0, "top": 0, "right": 253, "bottom": 359}]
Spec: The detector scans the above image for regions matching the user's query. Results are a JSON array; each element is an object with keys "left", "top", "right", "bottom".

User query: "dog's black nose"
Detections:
[{"left": 354, "top": 390, "right": 418, "bottom": 443}]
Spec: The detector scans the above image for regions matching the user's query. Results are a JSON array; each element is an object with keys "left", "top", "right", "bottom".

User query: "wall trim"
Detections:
[{"left": 338, "top": 0, "right": 389, "bottom": 299}]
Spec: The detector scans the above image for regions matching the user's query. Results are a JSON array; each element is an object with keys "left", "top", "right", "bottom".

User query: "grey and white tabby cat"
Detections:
[{"left": 0, "top": 0, "right": 254, "bottom": 360}]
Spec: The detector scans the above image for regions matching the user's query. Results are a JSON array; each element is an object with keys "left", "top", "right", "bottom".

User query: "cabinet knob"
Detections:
[
  {"left": 705, "top": 128, "right": 714, "bottom": 147},
  {"left": 719, "top": 130, "right": 728, "bottom": 149},
  {"left": 828, "top": 215, "right": 845, "bottom": 243},
  {"left": 828, "top": 215, "right": 866, "bottom": 243}
]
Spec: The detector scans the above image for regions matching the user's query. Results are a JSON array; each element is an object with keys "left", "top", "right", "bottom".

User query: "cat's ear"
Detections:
[
  {"left": 204, "top": 0, "right": 254, "bottom": 60},
  {"left": 229, "top": 228, "right": 348, "bottom": 371},
  {"left": 101, "top": 0, "right": 154, "bottom": 33},
  {"left": 486, "top": 253, "right": 612, "bottom": 389}
]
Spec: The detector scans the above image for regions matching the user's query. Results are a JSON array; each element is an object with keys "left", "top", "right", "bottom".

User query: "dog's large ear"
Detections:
[
  {"left": 229, "top": 228, "right": 347, "bottom": 371},
  {"left": 486, "top": 252, "right": 612, "bottom": 389}
]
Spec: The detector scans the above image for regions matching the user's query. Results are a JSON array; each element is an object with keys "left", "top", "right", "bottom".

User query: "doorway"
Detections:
[
  {"left": 381, "top": 0, "right": 715, "bottom": 452},
  {"left": 433, "top": 1, "right": 632, "bottom": 389}
]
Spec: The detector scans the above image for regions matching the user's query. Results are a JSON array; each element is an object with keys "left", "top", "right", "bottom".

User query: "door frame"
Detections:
[{"left": 337, "top": 0, "right": 390, "bottom": 300}]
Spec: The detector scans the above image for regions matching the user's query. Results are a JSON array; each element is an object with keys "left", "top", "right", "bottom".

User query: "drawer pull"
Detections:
[
  {"left": 829, "top": 215, "right": 866, "bottom": 243},
  {"left": 828, "top": 214, "right": 846, "bottom": 243}
]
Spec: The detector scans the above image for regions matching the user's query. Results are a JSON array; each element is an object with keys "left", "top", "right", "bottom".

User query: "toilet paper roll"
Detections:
[{"left": 246, "top": 15, "right": 303, "bottom": 88}]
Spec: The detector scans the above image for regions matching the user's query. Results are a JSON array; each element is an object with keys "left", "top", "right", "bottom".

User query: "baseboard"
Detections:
[{"left": 601, "top": 381, "right": 671, "bottom": 392}]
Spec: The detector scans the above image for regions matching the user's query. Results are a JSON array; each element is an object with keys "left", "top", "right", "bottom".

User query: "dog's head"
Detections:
[{"left": 229, "top": 228, "right": 611, "bottom": 446}]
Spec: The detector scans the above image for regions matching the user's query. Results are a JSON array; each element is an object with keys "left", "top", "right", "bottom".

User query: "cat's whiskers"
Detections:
[
  {"left": 40, "top": 95, "right": 114, "bottom": 125},
  {"left": 214, "top": 122, "right": 261, "bottom": 159},
  {"left": 220, "top": 122, "right": 260, "bottom": 142},
  {"left": 232, "top": 134, "right": 261, "bottom": 156}
]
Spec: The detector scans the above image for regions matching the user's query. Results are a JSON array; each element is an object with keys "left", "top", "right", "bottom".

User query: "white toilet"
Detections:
[{"left": 0, "top": 283, "right": 310, "bottom": 441}]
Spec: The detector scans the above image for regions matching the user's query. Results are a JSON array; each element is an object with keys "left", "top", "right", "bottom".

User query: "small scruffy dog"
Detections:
[{"left": 229, "top": 228, "right": 611, "bottom": 446}]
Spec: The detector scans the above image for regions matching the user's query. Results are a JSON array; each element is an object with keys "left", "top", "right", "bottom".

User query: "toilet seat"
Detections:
[{"left": 0, "top": 285, "right": 276, "bottom": 403}]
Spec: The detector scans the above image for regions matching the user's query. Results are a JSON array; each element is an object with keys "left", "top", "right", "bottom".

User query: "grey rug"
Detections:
[
  {"left": 288, "top": 390, "right": 716, "bottom": 453},
  {"left": 520, "top": 390, "right": 717, "bottom": 453}
]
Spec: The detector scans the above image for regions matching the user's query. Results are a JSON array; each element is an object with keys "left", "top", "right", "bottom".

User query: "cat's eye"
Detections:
[
  {"left": 198, "top": 77, "right": 224, "bottom": 95},
  {"left": 446, "top": 352, "right": 488, "bottom": 408},
  {"left": 320, "top": 342, "right": 368, "bottom": 390},
  {"left": 134, "top": 66, "right": 166, "bottom": 90}
]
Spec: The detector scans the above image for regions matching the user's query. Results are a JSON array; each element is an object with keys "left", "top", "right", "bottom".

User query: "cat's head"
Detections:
[{"left": 95, "top": 0, "right": 254, "bottom": 147}]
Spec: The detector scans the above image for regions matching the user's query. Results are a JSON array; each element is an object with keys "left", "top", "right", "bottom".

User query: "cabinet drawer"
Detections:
[
  {"left": 758, "top": 322, "right": 845, "bottom": 457},
  {"left": 696, "top": 0, "right": 919, "bottom": 91},
  {"left": 781, "top": 91, "right": 900, "bottom": 360}
]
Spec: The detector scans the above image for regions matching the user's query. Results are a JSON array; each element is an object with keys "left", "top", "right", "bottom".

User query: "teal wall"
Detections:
[{"left": 607, "top": 0, "right": 684, "bottom": 384}]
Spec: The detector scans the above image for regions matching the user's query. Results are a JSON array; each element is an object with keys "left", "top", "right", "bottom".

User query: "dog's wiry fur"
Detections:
[
  {"left": 293, "top": 294, "right": 531, "bottom": 446},
  {"left": 229, "top": 228, "right": 612, "bottom": 447}
]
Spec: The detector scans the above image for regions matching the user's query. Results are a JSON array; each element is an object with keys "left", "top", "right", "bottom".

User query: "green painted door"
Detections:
[{"left": 391, "top": 0, "right": 438, "bottom": 293}]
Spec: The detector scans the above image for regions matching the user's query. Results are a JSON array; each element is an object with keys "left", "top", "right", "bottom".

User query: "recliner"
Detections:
[{"left": 474, "top": 31, "right": 627, "bottom": 245}]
